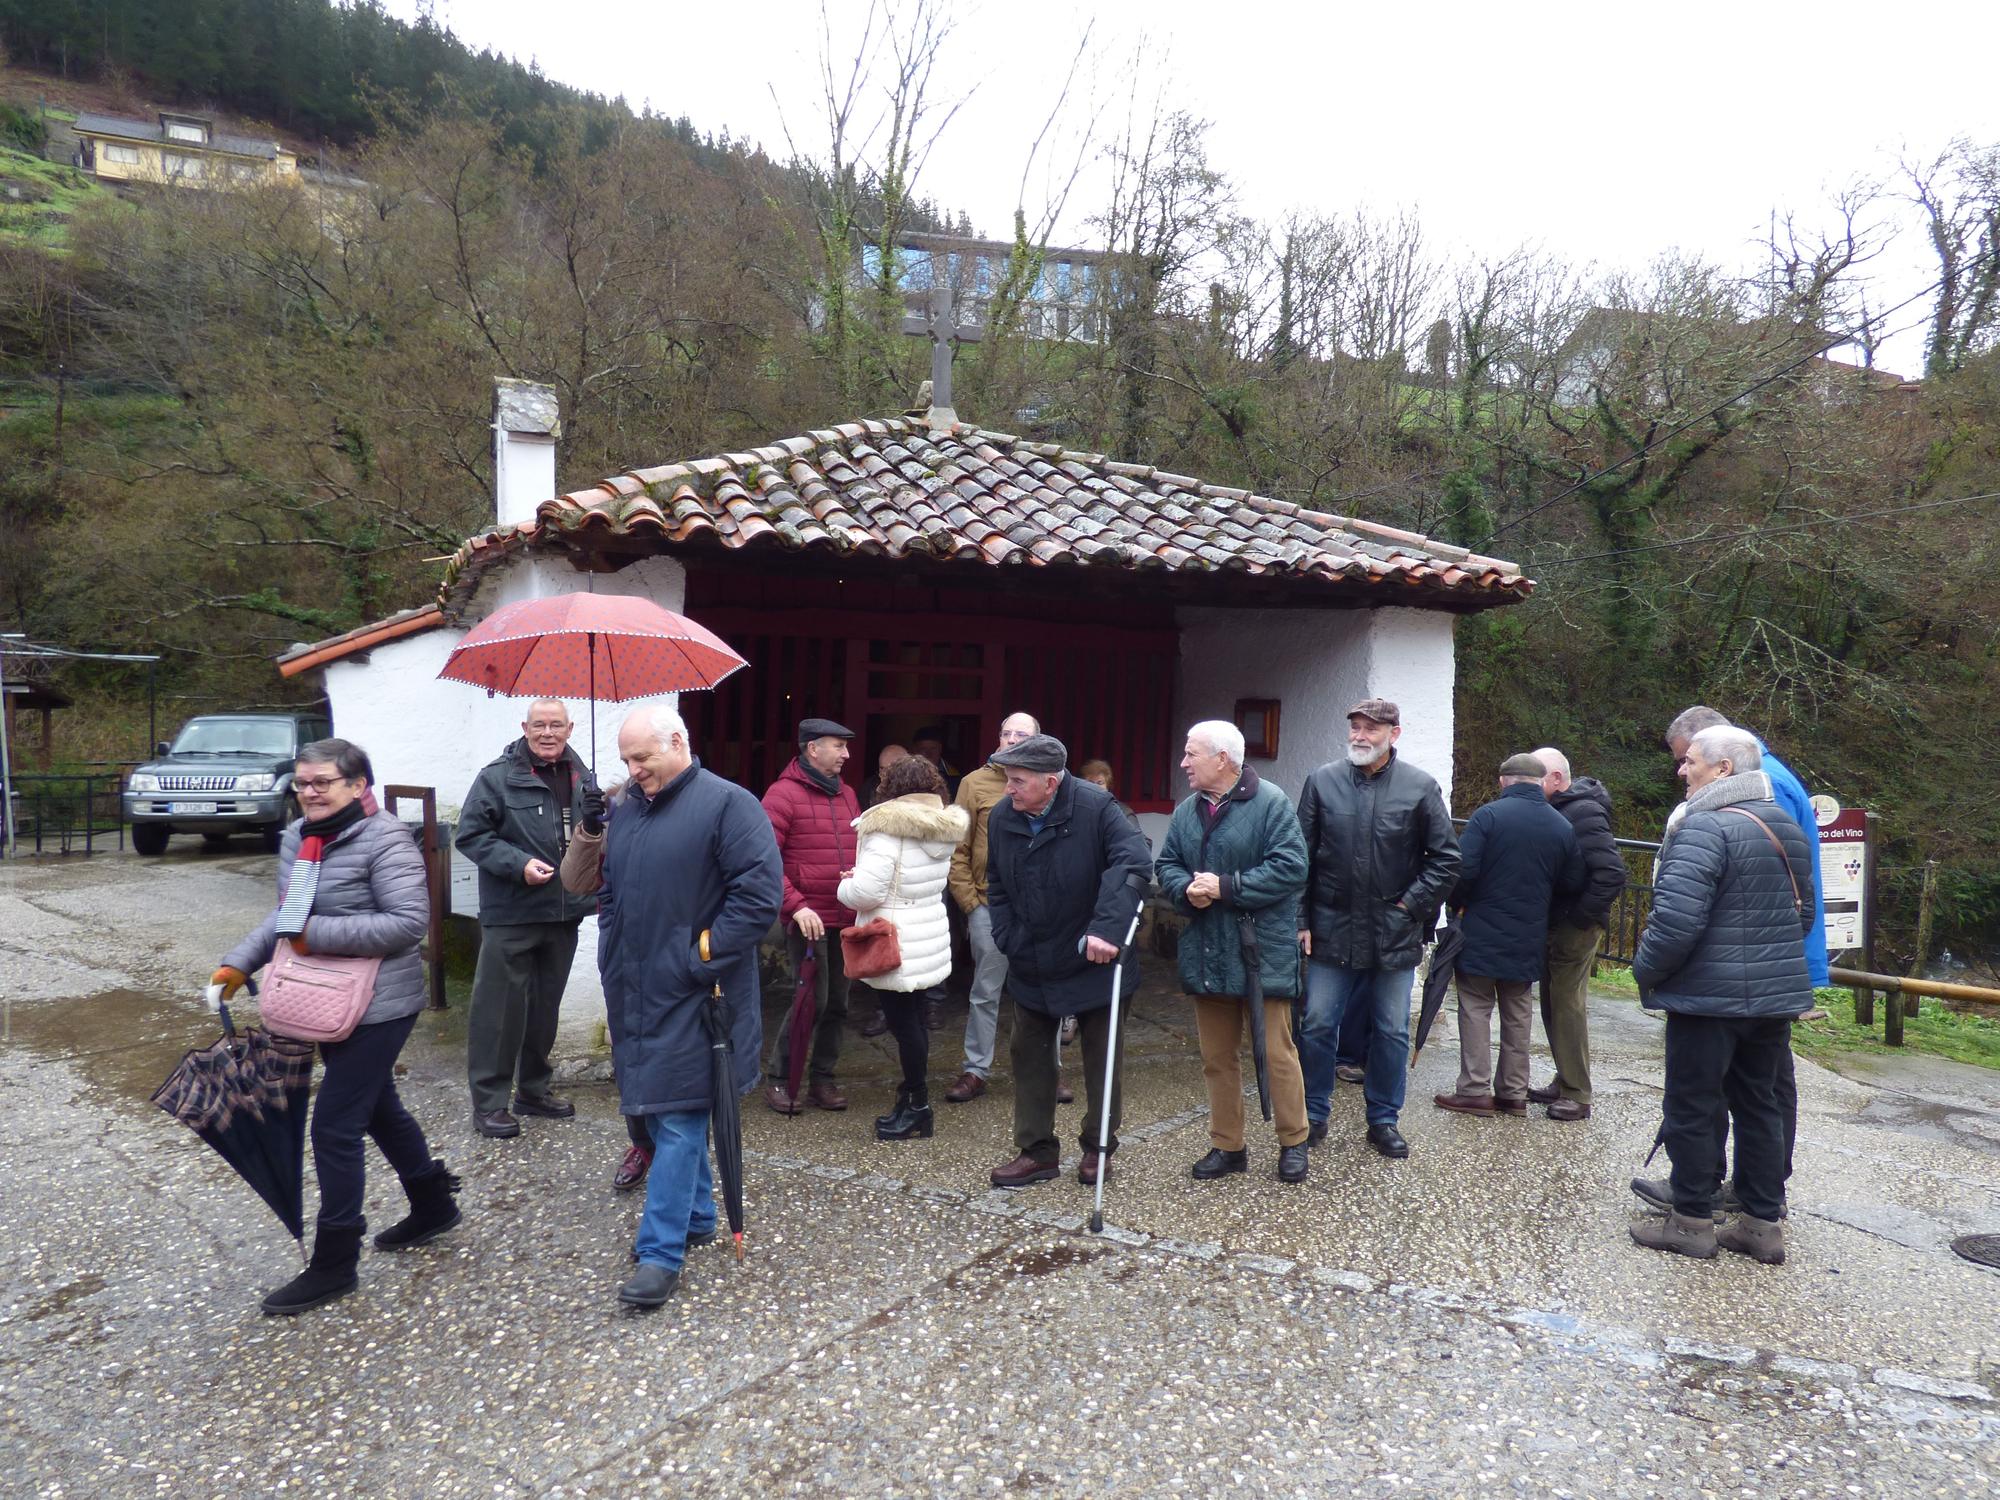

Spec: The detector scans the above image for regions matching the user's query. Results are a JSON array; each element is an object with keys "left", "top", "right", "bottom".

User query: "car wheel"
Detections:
[
  {"left": 132, "top": 824, "right": 170, "bottom": 856},
  {"left": 262, "top": 796, "right": 299, "bottom": 853}
]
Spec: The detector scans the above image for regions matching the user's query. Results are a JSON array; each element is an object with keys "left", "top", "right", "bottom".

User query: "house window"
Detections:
[
  {"left": 166, "top": 122, "right": 209, "bottom": 143},
  {"left": 163, "top": 153, "right": 206, "bottom": 180},
  {"left": 102, "top": 143, "right": 141, "bottom": 165}
]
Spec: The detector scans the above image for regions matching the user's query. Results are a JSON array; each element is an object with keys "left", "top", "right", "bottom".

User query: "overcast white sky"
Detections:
[{"left": 393, "top": 0, "right": 2000, "bottom": 378}]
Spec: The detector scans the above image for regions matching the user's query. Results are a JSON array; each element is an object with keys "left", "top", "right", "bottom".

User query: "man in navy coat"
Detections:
[
  {"left": 591, "top": 705, "right": 781, "bottom": 1308},
  {"left": 1435, "top": 754, "right": 1584, "bottom": 1116}
]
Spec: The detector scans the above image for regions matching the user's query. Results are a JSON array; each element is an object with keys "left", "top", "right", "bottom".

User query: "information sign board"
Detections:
[{"left": 1810, "top": 794, "right": 1868, "bottom": 954}]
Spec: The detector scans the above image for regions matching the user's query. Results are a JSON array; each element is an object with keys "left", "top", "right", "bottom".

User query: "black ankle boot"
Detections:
[
  {"left": 373, "top": 1161, "right": 463, "bottom": 1251},
  {"left": 875, "top": 1086, "right": 934, "bottom": 1141},
  {"left": 262, "top": 1223, "right": 364, "bottom": 1315}
]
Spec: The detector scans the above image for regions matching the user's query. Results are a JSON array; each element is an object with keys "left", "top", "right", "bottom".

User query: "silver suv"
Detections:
[{"left": 123, "top": 713, "right": 331, "bottom": 855}]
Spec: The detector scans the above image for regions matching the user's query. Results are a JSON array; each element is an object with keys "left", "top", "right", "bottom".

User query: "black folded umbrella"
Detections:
[
  {"left": 153, "top": 997, "right": 316, "bottom": 1253},
  {"left": 1410, "top": 917, "right": 1465, "bottom": 1061},
  {"left": 699, "top": 931, "right": 747, "bottom": 1260},
  {"left": 1235, "top": 911, "right": 1273, "bottom": 1123}
]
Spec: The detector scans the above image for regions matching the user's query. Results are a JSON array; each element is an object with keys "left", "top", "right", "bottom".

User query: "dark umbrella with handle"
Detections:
[
  {"left": 780, "top": 941, "right": 819, "bottom": 1113},
  {"left": 698, "top": 929, "right": 747, "bottom": 1260},
  {"left": 1409, "top": 916, "right": 1464, "bottom": 1061},
  {"left": 153, "top": 982, "right": 317, "bottom": 1260},
  {"left": 1234, "top": 911, "right": 1274, "bottom": 1124}
]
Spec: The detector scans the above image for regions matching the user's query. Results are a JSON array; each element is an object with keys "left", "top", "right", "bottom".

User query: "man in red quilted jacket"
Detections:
[{"left": 762, "top": 718, "right": 862, "bottom": 1114}]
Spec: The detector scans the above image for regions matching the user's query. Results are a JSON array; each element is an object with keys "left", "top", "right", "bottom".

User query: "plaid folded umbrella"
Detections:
[{"left": 153, "top": 998, "right": 316, "bottom": 1250}]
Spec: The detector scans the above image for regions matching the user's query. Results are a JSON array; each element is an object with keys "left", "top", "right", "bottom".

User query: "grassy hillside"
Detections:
[{"left": 0, "top": 140, "right": 113, "bottom": 249}]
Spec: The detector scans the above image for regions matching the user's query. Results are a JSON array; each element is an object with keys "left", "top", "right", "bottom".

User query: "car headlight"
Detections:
[
  {"left": 235, "top": 773, "right": 277, "bottom": 793},
  {"left": 129, "top": 774, "right": 159, "bottom": 792}
]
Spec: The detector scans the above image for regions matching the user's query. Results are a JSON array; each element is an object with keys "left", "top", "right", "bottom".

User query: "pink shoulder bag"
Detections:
[{"left": 261, "top": 942, "right": 382, "bottom": 1043}]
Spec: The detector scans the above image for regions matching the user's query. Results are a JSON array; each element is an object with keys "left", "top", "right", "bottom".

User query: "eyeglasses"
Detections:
[
  {"left": 295, "top": 776, "right": 352, "bottom": 793},
  {"left": 525, "top": 721, "right": 571, "bottom": 733}
]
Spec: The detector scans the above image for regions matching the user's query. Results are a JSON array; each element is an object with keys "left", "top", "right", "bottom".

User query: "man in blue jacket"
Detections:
[
  {"left": 1434, "top": 755, "right": 1584, "bottom": 1117},
  {"left": 583, "top": 706, "right": 782, "bottom": 1308}
]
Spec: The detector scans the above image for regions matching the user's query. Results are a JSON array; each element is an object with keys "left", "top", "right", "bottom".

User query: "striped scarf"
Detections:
[{"left": 274, "top": 795, "right": 370, "bottom": 936}]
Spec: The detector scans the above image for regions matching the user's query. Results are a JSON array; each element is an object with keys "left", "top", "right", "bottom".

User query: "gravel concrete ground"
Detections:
[{"left": 2, "top": 847, "right": 1997, "bottom": 1497}]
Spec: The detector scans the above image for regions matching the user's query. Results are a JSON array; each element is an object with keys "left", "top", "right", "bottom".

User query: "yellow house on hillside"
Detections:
[{"left": 72, "top": 110, "right": 298, "bottom": 187}]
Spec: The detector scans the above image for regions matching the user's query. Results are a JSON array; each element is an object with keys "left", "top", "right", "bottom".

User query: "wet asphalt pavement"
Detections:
[{"left": 2, "top": 847, "right": 1997, "bottom": 1497}]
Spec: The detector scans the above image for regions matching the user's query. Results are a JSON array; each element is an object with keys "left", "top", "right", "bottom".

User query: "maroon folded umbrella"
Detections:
[{"left": 783, "top": 941, "right": 819, "bottom": 1107}]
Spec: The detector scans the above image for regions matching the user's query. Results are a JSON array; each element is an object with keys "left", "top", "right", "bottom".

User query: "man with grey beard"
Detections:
[{"left": 1295, "top": 700, "right": 1460, "bottom": 1158}]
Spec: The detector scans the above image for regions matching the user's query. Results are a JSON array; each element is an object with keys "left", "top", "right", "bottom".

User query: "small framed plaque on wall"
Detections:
[{"left": 1234, "top": 698, "right": 1280, "bottom": 760}]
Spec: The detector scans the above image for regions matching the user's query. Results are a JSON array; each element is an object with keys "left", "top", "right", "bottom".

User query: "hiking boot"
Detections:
[
  {"left": 373, "top": 1163, "right": 462, "bottom": 1251},
  {"left": 1630, "top": 1176, "right": 1726, "bottom": 1221},
  {"left": 1718, "top": 1179, "right": 1788, "bottom": 1220},
  {"left": 1191, "top": 1147, "right": 1248, "bottom": 1180},
  {"left": 1716, "top": 1213, "right": 1786, "bottom": 1265},
  {"left": 618, "top": 1264, "right": 678, "bottom": 1308},
  {"left": 1629, "top": 1209, "right": 1718, "bottom": 1259},
  {"left": 263, "top": 1224, "right": 363, "bottom": 1315}
]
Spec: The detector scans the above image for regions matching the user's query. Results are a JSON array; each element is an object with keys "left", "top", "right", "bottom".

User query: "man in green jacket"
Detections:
[
  {"left": 1157, "top": 719, "right": 1313, "bottom": 1184},
  {"left": 456, "top": 699, "right": 600, "bottom": 1139}
]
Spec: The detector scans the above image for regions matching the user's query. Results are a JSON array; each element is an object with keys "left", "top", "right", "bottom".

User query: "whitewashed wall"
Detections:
[
  {"left": 317, "top": 550, "right": 691, "bottom": 1066},
  {"left": 1170, "top": 603, "right": 1457, "bottom": 812}
]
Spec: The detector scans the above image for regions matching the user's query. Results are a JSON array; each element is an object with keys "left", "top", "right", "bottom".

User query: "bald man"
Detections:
[{"left": 1529, "top": 748, "right": 1627, "bottom": 1121}]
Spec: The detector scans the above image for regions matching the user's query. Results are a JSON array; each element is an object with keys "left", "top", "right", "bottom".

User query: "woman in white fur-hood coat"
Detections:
[
  {"left": 839, "top": 755, "right": 970, "bottom": 1141},
  {"left": 838, "top": 783, "right": 970, "bottom": 993}
]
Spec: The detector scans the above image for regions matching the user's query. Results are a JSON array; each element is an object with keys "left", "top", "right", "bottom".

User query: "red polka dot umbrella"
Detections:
[{"left": 437, "top": 593, "right": 747, "bottom": 763}]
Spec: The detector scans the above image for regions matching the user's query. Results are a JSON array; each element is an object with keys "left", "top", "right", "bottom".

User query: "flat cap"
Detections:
[
  {"left": 1500, "top": 752, "right": 1550, "bottom": 778},
  {"left": 797, "top": 717, "right": 855, "bottom": 743},
  {"left": 1346, "top": 697, "right": 1400, "bottom": 725},
  {"left": 989, "top": 733, "right": 1068, "bottom": 774}
]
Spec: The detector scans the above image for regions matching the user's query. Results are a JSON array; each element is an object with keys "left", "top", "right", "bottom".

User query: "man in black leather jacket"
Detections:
[{"left": 1295, "top": 700, "right": 1460, "bottom": 1159}]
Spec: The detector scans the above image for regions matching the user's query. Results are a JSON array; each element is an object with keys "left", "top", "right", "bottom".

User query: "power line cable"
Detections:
[
  {"left": 1485, "top": 262, "right": 1986, "bottom": 543},
  {"left": 1530, "top": 489, "right": 2000, "bottom": 567}
]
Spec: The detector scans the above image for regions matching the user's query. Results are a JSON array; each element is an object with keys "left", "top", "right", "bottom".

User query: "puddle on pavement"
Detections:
[
  {"left": 2, "top": 987, "right": 225, "bottom": 1108},
  {"left": 1856, "top": 1094, "right": 2000, "bottom": 1159}
]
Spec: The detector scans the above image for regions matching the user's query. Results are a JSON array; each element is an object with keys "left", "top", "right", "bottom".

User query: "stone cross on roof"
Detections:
[{"left": 899, "top": 253, "right": 982, "bottom": 431}]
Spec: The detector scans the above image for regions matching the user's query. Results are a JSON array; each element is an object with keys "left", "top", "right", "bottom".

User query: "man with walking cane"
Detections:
[
  {"left": 981, "top": 735, "right": 1153, "bottom": 1190},
  {"left": 1157, "top": 720, "right": 1313, "bottom": 1184}
]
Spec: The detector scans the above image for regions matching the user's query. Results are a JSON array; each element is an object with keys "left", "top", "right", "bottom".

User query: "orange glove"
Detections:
[{"left": 210, "top": 966, "right": 249, "bottom": 998}]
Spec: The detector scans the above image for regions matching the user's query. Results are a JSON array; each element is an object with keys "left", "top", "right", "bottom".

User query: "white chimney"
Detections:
[{"left": 493, "top": 378, "right": 561, "bottom": 528}]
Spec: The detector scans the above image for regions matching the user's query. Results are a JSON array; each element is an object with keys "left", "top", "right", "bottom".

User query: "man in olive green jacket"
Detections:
[{"left": 1156, "top": 719, "right": 1312, "bottom": 1185}]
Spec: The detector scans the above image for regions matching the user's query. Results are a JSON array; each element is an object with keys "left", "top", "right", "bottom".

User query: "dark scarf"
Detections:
[
  {"left": 796, "top": 756, "right": 841, "bottom": 796},
  {"left": 274, "top": 796, "right": 369, "bottom": 936}
]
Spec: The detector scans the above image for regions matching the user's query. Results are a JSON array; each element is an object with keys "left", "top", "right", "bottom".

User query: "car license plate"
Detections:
[{"left": 169, "top": 801, "right": 219, "bottom": 815}]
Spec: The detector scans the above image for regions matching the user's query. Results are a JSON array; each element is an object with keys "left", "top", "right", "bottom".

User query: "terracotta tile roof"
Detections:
[{"left": 435, "top": 417, "right": 1529, "bottom": 613}]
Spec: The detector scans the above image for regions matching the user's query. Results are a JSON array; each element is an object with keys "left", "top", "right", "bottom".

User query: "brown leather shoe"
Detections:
[
  {"left": 513, "top": 1092, "right": 575, "bottom": 1119},
  {"left": 612, "top": 1144, "right": 653, "bottom": 1191},
  {"left": 475, "top": 1108, "right": 520, "bottom": 1138},
  {"left": 764, "top": 1084, "right": 801, "bottom": 1116},
  {"left": 1334, "top": 1063, "right": 1366, "bottom": 1084},
  {"left": 1546, "top": 1097, "right": 1591, "bottom": 1121},
  {"left": 1433, "top": 1091, "right": 1497, "bottom": 1116},
  {"left": 990, "top": 1153, "right": 1060, "bottom": 1189},
  {"left": 1078, "top": 1150, "right": 1108, "bottom": 1187},
  {"left": 1493, "top": 1096, "right": 1528, "bottom": 1117},
  {"left": 807, "top": 1080, "right": 849, "bottom": 1112},
  {"left": 1055, "top": 1080, "right": 1074, "bottom": 1105},
  {"left": 944, "top": 1071, "right": 987, "bottom": 1104},
  {"left": 1526, "top": 1081, "right": 1561, "bottom": 1105}
]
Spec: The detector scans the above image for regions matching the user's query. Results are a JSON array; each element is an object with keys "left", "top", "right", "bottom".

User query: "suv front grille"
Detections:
[{"left": 157, "top": 774, "right": 240, "bottom": 792}]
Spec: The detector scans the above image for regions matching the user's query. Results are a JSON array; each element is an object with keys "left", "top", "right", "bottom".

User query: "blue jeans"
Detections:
[
  {"left": 1301, "top": 962, "right": 1415, "bottom": 1127},
  {"left": 636, "top": 1109, "right": 717, "bottom": 1271}
]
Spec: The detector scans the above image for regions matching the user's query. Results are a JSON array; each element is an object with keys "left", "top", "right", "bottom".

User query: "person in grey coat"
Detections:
[
  {"left": 456, "top": 699, "right": 600, "bottom": 1139},
  {"left": 212, "top": 738, "right": 458, "bottom": 1316},
  {"left": 1629, "top": 725, "right": 1814, "bottom": 1267},
  {"left": 563, "top": 705, "right": 782, "bottom": 1308}
]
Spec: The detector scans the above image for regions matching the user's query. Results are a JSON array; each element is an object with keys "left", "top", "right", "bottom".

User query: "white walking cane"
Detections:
[{"left": 1089, "top": 896, "right": 1147, "bottom": 1235}]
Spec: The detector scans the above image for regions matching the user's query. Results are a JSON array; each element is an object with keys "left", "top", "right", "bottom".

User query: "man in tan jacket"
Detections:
[{"left": 944, "top": 711, "right": 1038, "bottom": 1102}]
